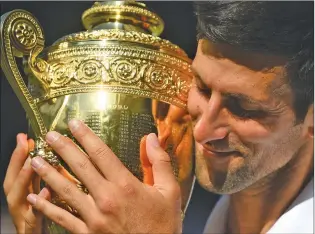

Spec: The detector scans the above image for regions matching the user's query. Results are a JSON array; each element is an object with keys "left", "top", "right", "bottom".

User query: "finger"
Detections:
[
  {"left": 27, "top": 193, "right": 88, "bottom": 233},
  {"left": 32, "top": 163, "right": 81, "bottom": 196},
  {"left": 38, "top": 187, "right": 52, "bottom": 201},
  {"left": 146, "top": 133, "right": 180, "bottom": 200},
  {"left": 31, "top": 174, "right": 41, "bottom": 195},
  {"left": 140, "top": 136, "right": 154, "bottom": 185},
  {"left": 58, "top": 166, "right": 81, "bottom": 185},
  {"left": 28, "top": 139, "right": 39, "bottom": 194},
  {"left": 68, "top": 119, "right": 132, "bottom": 182},
  {"left": 6, "top": 157, "right": 34, "bottom": 208},
  {"left": 24, "top": 187, "right": 51, "bottom": 234},
  {"left": 58, "top": 166, "right": 86, "bottom": 194},
  {"left": 28, "top": 138, "right": 35, "bottom": 151},
  {"left": 45, "top": 131, "right": 108, "bottom": 197},
  {"left": 174, "top": 126, "right": 194, "bottom": 180},
  {"left": 30, "top": 156, "right": 93, "bottom": 220},
  {"left": 4, "top": 133, "right": 29, "bottom": 195}
]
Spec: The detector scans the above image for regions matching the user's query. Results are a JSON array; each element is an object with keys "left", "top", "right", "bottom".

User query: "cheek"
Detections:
[
  {"left": 231, "top": 111, "right": 296, "bottom": 145},
  {"left": 230, "top": 119, "right": 272, "bottom": 143}
]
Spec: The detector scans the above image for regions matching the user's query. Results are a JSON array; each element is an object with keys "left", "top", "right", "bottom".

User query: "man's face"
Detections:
[{"left": 188, "top": 39, "right": 307, "bottom": 194}]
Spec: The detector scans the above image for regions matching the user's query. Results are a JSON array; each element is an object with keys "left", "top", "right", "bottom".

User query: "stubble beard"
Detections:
[{"left": 194, "top": 148, "right": 257, "bottom": 195}]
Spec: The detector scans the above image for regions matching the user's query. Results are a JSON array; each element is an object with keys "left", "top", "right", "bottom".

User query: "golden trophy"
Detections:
[{"left": 1, "top": 1, "right": 194, "bottom": 233}]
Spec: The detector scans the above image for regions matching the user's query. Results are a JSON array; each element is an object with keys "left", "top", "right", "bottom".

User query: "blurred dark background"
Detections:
[{"left": 0, "top": 2, "right": 219, "bottom": 233}]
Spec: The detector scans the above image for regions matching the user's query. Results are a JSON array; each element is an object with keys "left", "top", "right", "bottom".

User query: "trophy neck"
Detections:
[
  {"left": 92, "top": 22, "right": 149, "bottom": 34},
  {"left": 82, "top": 1, "right": 164, "bottom": 36}
]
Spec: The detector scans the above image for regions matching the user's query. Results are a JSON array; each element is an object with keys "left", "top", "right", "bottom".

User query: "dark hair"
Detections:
[{"left": 194, "top": 1, "right": 314, "bottom": 121}]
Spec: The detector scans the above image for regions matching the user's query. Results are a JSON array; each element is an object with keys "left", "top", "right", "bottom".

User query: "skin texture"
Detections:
[
  {"left": 4, "top": 39, "right": 313, "bottom": 233},
  {"left": 188, "top": 39, "right": 314, "bottom": 233},
  {"left": 3, "top": 134, "right": 85, "bottom": 234},
  {"left": 24, "top": 120, "right": 181, "bottom": 234},
  {"left": 3, "top": 134, "right": 48, "bottom": 234}
]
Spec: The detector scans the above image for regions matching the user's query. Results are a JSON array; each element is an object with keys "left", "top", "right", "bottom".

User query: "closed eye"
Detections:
[
  {"left": 196, "top": 85, "right": 211, "bottom": 98},
  {"left": 226, "top": 98, "right": 268, "bottom": 120},
  {"left": 193, "top": 75, "right": 211, "bottom": 98}
]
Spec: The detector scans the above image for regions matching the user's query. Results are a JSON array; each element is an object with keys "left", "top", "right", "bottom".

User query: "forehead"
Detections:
[{"left": 192, "top": 40, "right": 290, "bottom": 103}]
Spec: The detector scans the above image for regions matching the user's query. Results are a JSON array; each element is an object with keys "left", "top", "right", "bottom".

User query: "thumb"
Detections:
[
  {"left": 146, "top": 133, "right": 179, "bottom": 198},
  {"left": 140, "top": 135, "right": 154, "bottom": 186}
]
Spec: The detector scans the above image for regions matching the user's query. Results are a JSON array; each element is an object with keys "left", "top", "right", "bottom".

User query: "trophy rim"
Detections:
[{"left": 51, "top": 29, "right": 189, "bottom": 61}]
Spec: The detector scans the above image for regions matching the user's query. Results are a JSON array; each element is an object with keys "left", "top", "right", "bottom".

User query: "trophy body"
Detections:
[{"left": 1, "top": 2, "right": 194, "bottom": 233}]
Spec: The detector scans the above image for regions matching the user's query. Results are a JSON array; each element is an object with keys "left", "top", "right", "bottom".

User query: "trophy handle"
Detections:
[{"left": 0, "top": 10, "right": 49, "bottom": 138}]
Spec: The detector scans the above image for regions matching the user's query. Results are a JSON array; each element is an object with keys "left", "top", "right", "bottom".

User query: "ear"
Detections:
[{"left": 302, "top": 104, "right": 314, "bottom": 138}]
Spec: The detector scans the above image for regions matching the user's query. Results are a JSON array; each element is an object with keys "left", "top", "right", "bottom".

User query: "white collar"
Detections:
[{"left": 203, "top": 178, "right": 314, "bottom": 234}]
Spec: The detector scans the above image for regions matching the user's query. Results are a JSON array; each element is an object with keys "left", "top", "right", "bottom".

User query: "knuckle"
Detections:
[
  {"left": 159, "top": 151, "right": 172, "bottom": 163},
  {"left": 152, "top": 151, "right": 171, "bottom": 165},
  {"left": 88, "top": 217, "right": 107, "bottom": 231},
  {"left": 51, "top": 135, "right": 70, "bottom": 150},
  {"left": 120, "top": 180, "right": 136, "bottom": 197},
  {"left": 55, "top": 213, "right": 64, "bottom": 226},
  {"left": 93, "top": 146, "right": 111, "bottom": 160},
  {"left": 24, "top": 216, "right": 36, "bottom": 230},
  {"left": 56, "top": 136, "right": 70, "bottom": 150},
  {"left": 62, "top": 183, "right": 73, "bottom": 197},
  {"left": 37, "top": 164, "right": 50, "bottom": 179},
  {"left": 97, "top": 196, "right": 117, "bottom": 214},
  {"left": 77, "top": 157, "right": 90, "bottom": 171}
]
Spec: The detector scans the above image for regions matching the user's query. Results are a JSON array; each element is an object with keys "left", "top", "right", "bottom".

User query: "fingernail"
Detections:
[
  {"left": 147, "top": 133, "right": 160, "bottom": 147},
  {"left": 46, "top": 131, "right": 61, "bottom": 144},
  {"left": 68, "top": 119, "right": 82, "bottom": 132},
  {"left": 27, "top": 194, "right": 37, "bottom": 205},
  {"left": 31, "top": 156, "right": 45, "bottom": 169},
  {"left": 17, "top": 133, "right": 26, "bottom": 147}
]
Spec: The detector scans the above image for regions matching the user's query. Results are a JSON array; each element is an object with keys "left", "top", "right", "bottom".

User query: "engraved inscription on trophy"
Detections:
[{"left": 0, "top": 2, "right": 194, "bottom": 233}]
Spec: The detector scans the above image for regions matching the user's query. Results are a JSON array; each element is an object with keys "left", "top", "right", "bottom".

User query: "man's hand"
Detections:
[
  {"left": 27, "top": 120, "right": 182, "bottom": 233},
  {"left": 3, "top": 133, "right": 50, "bottom": 234}
]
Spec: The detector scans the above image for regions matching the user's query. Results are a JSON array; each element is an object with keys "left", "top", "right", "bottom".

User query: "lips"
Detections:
[{"left": 201, "top": 144, "right": 240, "bottom": 158}]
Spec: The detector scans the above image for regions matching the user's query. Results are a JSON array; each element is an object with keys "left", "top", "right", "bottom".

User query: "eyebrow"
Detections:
[
  {"left": 191, "top": 66, "right": 206, "bottom": 86},
  {"left": 224, "top": 93, "right": 266, "bottom": 107}
]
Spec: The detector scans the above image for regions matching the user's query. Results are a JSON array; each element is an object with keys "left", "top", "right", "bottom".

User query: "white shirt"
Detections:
[{"left": 203, "top": 179, "right": 314, "bottom": 233}]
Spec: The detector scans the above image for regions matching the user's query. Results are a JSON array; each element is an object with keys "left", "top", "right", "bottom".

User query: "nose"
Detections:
[{"left": 193, "top": 91, "right": 230, "bottom": 144}]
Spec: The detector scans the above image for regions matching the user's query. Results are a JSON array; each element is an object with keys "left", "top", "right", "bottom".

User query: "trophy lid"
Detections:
[
  {"left": 52, "top": 1, "right": 189, "bottom": 61},
  {"left": 82, "top": 1, "right": 164, "bottom": 36},
  {"left": 27, "top": 1, "right": 193, "bottom": 108}
]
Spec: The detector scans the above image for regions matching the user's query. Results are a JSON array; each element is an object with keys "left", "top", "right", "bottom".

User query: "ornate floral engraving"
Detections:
[
  {"left": 12, "top": 21, "right": 37, "bottom": 48},
  {"left": 144, "top": 64, "right": 172, "bottom": 92},
  {"left": 3, "top": 11, "right": 47, "bottom": 137},
  {"left": 76, "top": 59, "right": 104, "bottom": 84},
  {"left": 111, "top": 58, "right": 143, "bottom": 84},
  {"left": 49, "top": 61, "right": 77, "bottom": 87},
  {"left": 55, "top": 30, "right": 187, "bottom": 57},
  {"left": 175, "top": 78, "right": 191, "bottom": 101},
  {"left": 38, "top": 54, "right": 191, "bottom": 107}
]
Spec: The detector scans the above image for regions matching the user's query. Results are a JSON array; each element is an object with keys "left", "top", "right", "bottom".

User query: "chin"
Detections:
[
  {"left": 194, "top": 171, "right": 244, "bottom": 195},
  {"left": 194, "top": 149, "right": 256, "bottom": 195}
]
